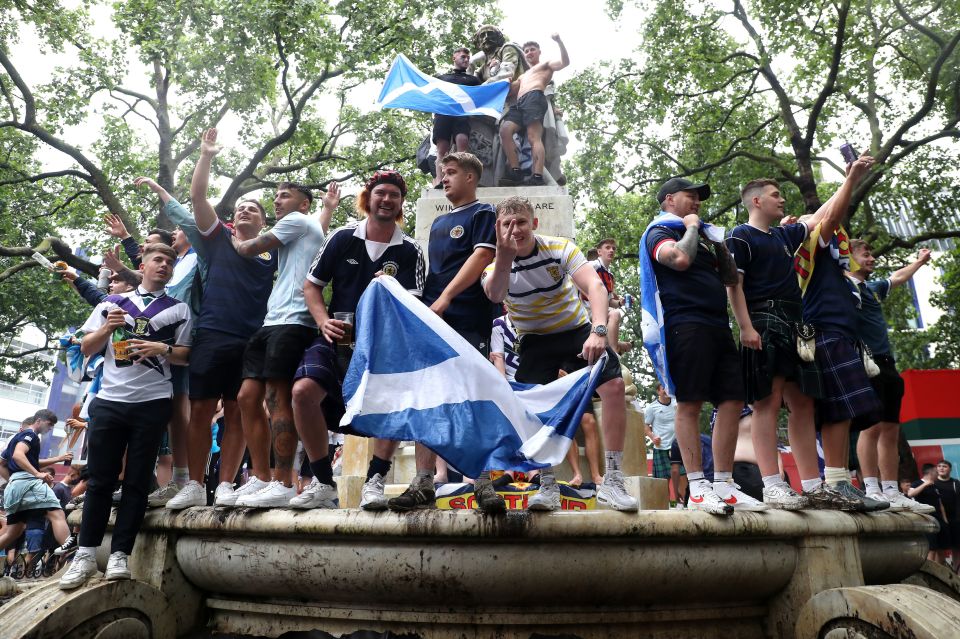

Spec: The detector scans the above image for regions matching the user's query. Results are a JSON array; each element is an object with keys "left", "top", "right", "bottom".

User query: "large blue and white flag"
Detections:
[
  {"left": 639, "top": 212, "right": 724, "bottom": 398},
  {"left": 340, "top": 276, "right": 605, "bottom": 478},
  {"left": 377, "top": 54, "right": 509, "bottom": 119}
]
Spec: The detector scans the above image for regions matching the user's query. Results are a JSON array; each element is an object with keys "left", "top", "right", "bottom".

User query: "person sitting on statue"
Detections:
[
  {"left": 498, "top": 34, "right": 569, "bottom": 187},
  {"left": 482, "top": 195, "right": 638, "bottom": 513},
  {"left": 431, "top": 46, "right": 482, "bottom": 188},
  {"left": 290, "top": 169, "right": 425, "bottom": 511}
]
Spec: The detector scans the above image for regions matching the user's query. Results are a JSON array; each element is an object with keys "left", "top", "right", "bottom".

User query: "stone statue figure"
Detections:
[{"left": 465, "top": 25, "right": 569, "bottom": 187}]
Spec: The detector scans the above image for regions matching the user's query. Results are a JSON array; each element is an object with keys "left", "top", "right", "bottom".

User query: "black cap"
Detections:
[{"left": 656, "top": 178, "right": 711, "bottom": 204}]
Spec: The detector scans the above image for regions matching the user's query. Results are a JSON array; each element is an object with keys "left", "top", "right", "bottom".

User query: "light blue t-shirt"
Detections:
[
  {"left": 643, "top": 398, "right": 677, "bottom": 450},
  {"left": 263, "top": 211, "right": 325, "bottom": 328}
]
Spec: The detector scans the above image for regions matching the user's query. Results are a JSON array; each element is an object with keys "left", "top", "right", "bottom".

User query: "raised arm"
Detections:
[
  {"left": 190, "top": 128, "right": 222, "bottom": 233},
  {"left": 549, "top": 33, "right": 569, "bottom": 71},
  {"left": 805, "top": 155, "right": 874, "bottom": 238},
  {"left": 890, "top": 248, "right": 931, "bottom": 289},
  {"left": 483, "top": 217, "right": 518, "bottom": 303},
  {"left": 132, "top": 177, "right": 172, "bottom": 205},
  {"left": 233, "top": 231, "right": 283, "bottom": 257},
  {"left": 318, "top": 182, "right": 340, "bottom": 235}
]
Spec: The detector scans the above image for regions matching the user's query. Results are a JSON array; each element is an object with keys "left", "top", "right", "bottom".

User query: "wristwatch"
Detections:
[
  {"left": 592, "top": 324, "right": 608, "bottom": 337},
  {"left": 166, "top": 345, "right": 173, "bottom": 355}
]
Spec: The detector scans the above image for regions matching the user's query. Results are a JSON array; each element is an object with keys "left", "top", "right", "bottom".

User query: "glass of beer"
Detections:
[{"left": 333, "top": 312, "right": 354, "bottom": 346}]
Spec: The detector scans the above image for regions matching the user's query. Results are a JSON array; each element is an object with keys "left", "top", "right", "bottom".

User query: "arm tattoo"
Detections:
[
  {"left": 661, "top": 225, "right": 700, "bottom": 270},
  {"left": 713, "top": 240, "right": 739, "bottom": 286}
]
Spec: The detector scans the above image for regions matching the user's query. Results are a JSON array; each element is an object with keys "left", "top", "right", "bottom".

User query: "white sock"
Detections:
[
  {"left": 824, "top": 467, "right": 847, "bottom": 486},
  {"left": 863, "top": 477, "right": 881, "bottom": 495},
  {"left": 172, "top": 467, "right": 189, "bottom": 488},
  {"left": 762, "top": 474, "right": 782, "bottom": 489},
  {"left": 604, "top": 450, "right": 623, "bottom": 472},
  {"left": 801, "top": 478, "right": 823, "bottom": 492},
  {"left": 882, "top": 480, "right": 899, "bottom": 495},
  {"left": 76, "top": 546, "right": 97, "bottom": 558},
  {"left": 713, "top": 471, "right": 732, "bottom": 484}
]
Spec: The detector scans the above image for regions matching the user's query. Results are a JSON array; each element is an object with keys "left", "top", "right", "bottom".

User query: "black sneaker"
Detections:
[
  {"left": 473, "top": 480, "right": 506, "bottom": 514},
  {"left": 387, "top": 485, "right": 436, "bottom": 512},
  {"left": 498, "top": 167, "right": 523, "bottom": 187},
  {"left": 836, "top": 480, "right": 889, "bottom": 512},
  {"left": 525, "top": 174, "right": 546, "bottom": 186},
  {"left": 54, "top": 535, "right": 77, "bottom": 556},
  {"left": 804, "top": 482, "right": 865, "bottom": 512}
]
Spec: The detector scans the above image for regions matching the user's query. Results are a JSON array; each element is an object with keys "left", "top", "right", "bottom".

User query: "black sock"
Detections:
[
  {"left": 309, "top": 457, "right": 334, "bottom": 486},
  {"left": 367, "top": 455, "right": 392, "bottom": 480}
]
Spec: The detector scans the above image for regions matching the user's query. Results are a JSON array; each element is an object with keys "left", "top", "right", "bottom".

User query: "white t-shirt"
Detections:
[
  {"left": 643, "top": 398, "right": 677, "bottom": 450},
  {"left": 263, "top": 211, "right": 326, "bottom": 327},
  {"left": 80, "top": 289, "right": 193, "bottom": 403}
]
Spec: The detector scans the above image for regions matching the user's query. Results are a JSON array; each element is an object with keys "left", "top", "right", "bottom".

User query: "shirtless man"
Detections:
[{"left": 498, "top": 33, "right": 569, "bottom": 187}]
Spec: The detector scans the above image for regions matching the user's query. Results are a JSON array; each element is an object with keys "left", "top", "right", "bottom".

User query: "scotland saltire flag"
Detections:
[
  {"left": 377, "top": 54, "right": 509, "bottom": 119},
  {"left": 639, "top": 212, "right": 724, "bottom": 398},
  {"left": 340, "top": 277, "right": 605, "bottom": 478}
]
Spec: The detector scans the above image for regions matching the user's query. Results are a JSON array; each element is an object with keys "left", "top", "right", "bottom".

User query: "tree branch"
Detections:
[
  {"left": 805, "top": 0, "right": 850, "bottom": 147},
  {"left": 873, "top": 229, "right": 960, "bottom": 258},
  {"left": 0, "top": 167, "right": 95, "bottom": 186}
]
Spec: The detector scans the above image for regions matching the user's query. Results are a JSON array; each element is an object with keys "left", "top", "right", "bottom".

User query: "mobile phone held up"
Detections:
[{"left": 839, "top": 143, "right": 859, "bottom": 165}]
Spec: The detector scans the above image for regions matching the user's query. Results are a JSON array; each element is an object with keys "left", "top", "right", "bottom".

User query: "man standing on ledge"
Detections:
[
  {"left": 388, "top": 151, "right": 498, "bottom": 512},
  {"left": 640, "top": 178, "right": 764, "bottom": 515},
  {"left": 498, "top": 34, "right": 568, "bottom": 186},
  {"left": 431, "top": 47, "right": 481, "bottom": 187},
  {"left": 483, "top": 196, "right": 638, "bottom": 512}
]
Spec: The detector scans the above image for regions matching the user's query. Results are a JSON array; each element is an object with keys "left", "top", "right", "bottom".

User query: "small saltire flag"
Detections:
[
  {"left": 377, "top": 54, "right": 510, "bottom": 119},
  {"left": 340, "top": 276, "right": 606, "bottom": 478}
]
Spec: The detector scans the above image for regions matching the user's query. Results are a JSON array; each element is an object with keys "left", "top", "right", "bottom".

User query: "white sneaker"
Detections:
[
  {"left": 360, "top": 473, "right": 388, "bottom": 511},
  {"left": 289, "top": 477, "right": 338, "bottom": 509},
  {"left": 880, "top": 491, "right": 936, "bottom": 514},
  {"left": 165, "top": 480, "right": 206, "bottom": 510},
  {"left": 219, "top": 476, "right": 268, "bottom": 507},
  {"left": 105, "top": 551, "right": 131, "bottom": 580},
  {"left": 714, "top": 480, "right": 770, "bottom": 512},
  {"left": 688, "top": 488, "right": 734, "bottom": 516},
  {"left": 527, "top": 479, "right": 561, "bottom": 512},
  {"left": 763, "top": 482, "right": 808, "bottom": 511},
  {"left": 146, "top": 482, "right": 180, "bottom": 507},
  {"left": 236, "top": 480, "right": 297, "bottom": 507},
  {"left": 597, "top": 470, "right": 639, "bottom": 512},
  {"left": 59, "top": 553, "right": 98, "bottom": 590},
  {"left": 214, "top": 482, "right": 236, "bottom": 506}
]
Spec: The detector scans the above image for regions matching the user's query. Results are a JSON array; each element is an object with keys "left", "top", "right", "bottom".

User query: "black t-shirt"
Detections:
[
  {"left": 422, "top": 201, "right": 498, "bottom": 332},
  {"left": 53, "top": 482, "right": 72, "bottom": 508},
  {"left": 306, "top": 220, "right": 426, "bottom": 315},
  {"left": 801, "top": 236, "right": 860, "bottom": 338},
  {"left": 436, "top": 69, "right": 482, "bottom": 87},
  {"left": 645, "top": 226, "right": 728, "bottom": 328},
  {"left": 3, "top": 429, "right": 41, "bottom": 473},
  {"left": 935, "top": 478, "right": 960, "bottom": 521},
  {"left": 727, "top": 223, "right": 807, "bottom": 304},
  {"left": 911, "top": 479, "right": 944, "bottom": 518}
]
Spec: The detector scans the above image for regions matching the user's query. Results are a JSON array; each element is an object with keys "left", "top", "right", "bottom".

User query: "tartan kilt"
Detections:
[
  {"left": 741, "top": 302, "right": 823, "bottom": 403},
  {"left": 814, "top": 331, "right": 881, "bottom": 427},
  {"left": 652, "top": 448, "right": 673, "bottom": 479}
]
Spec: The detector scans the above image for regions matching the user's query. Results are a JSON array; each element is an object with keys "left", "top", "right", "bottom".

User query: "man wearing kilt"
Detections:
[
  {"left": 795, "top": 154, "right": 887, "bottom": 511},
  {"left": 726, "top": 175, "right": 864, "bottom": 510}
]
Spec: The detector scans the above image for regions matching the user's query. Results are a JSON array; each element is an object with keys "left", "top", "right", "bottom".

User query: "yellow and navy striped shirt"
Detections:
[{"left": 483, "top": 235, "right": 590, "bottom": 335}]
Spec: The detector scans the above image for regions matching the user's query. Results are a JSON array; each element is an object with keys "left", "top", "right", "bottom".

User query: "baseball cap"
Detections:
[{"left": 656, "top": 178, "right": 711, "bottom": 204}]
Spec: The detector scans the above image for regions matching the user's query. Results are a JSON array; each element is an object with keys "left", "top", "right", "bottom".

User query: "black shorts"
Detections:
[
  {"left": 514, "top": 324, "right": 621, "bottom": 387},
  {"left": 665, "top": 323, "right": 745, "bottom": 404},
  {"left": 6, "top": 507, "right": 58, "bottom": 526},
  {"left": 189, "top": 329, "right": 251, "bottom": 401},
  {"left": 242, "top": 324, "right": 318, "bottom": 381},
  {"left": 732, "top": 461, "right": 763, "bottom": 501},
  {"left": 432, "top": 114, "right": 471, "bottom": 144},
  {"left": 869, "top": 355, "right": 904, "bottom": 423},
  {"left": 503, "top": 90, "right": 548, "bottom": 129}
]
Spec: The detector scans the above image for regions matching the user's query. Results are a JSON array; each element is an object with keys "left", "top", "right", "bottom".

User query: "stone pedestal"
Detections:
[{"left": 414, "top": 185, "right": 575, "bottom": 253}]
